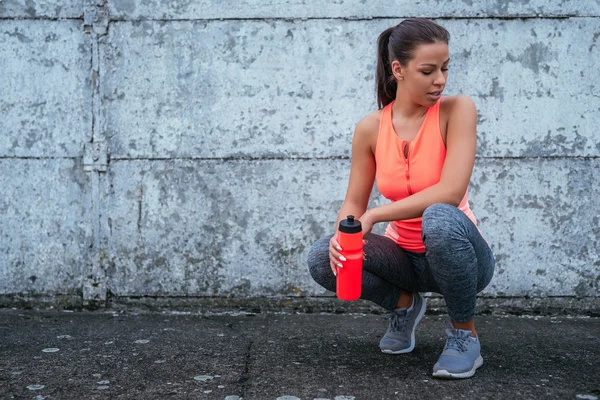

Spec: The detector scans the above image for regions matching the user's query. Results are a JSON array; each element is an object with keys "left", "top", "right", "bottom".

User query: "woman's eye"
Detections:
[{"left": 422, "top": 68, "right": 449, "bottom": 75}]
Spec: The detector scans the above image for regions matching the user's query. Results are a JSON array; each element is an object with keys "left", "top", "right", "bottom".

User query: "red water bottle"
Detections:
[{"left": 336, "top": 215, "right": 363, "bottom": 301}]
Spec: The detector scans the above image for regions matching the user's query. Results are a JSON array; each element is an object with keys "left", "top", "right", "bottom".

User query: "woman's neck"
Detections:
[{"left": 392, "top": 95, "right": 428, "bottom": 121}]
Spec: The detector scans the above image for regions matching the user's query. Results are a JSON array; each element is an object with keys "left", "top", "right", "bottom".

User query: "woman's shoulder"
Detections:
[
  {"left": 355, "top": 109, "right": 382, "bottom": 136},
  {"left": 439, "top": 95, "right": 477, "bottom": 131},
  {"left": 353, "top": 109, "right": 381, "bottom": 151},
  {"left": 440, "top": 95, "right": 476, "bottom": 117}
]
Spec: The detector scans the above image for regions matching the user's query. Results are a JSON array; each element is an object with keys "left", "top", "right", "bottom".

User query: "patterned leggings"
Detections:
[{"left": 307, "top": 203, "right": 495, "bottom": 322}]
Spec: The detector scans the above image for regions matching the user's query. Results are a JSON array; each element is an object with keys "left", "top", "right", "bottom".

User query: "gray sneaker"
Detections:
[
  {"left": 432, "top": 324, "right": 483, "bottom": 379},
  {"left": 379, "top": 292, "right": 427, "bottom": 354}
]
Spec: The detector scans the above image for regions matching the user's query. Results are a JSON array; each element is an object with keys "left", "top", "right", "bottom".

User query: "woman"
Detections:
[{"left": 307, "top": 18, "right": 495, "bottom": 379}]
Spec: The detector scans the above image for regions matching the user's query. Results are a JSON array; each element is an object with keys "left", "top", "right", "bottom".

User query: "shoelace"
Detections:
[
  {"left": 443, "top": 321, "right": 472, "bottom": 353},
  {"left": 390, "top": 311, "right": 408, "bottom": 333},
  {"left": 445, "top": 330, "right": 470, "bottom": 352}
]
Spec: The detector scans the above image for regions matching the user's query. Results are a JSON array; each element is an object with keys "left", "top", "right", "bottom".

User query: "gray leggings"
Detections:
[{"left": 307, "top": 203, "right": 495, "bottom": 323}]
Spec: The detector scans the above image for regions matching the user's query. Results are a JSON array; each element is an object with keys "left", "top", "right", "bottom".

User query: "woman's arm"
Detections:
[
  {"left": 361, "top": 95, "right": 477, "bottom": 233},
  {"left": 334, "top": 113, "right": 378, "bottom": 230},
  {"left": 327, "top": 113, "right": 378, "bottom": 273}
]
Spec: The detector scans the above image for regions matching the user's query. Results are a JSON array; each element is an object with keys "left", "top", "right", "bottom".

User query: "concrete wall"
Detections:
[{"left": 1, "top": 1, "right": 598, "bottom": 311}]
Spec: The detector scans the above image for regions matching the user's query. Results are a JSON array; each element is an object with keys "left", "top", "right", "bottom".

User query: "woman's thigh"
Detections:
[
  {"left": 308, "top": 233, "right": 424, "bottom": 293},
  {"left": 362, "top": 233, "right": 423, "bottom": 291}
]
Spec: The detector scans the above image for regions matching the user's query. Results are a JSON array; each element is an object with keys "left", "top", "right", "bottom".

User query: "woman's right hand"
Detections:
[{"left": 329, "top": 235, "right": 346, "bottom": 276}]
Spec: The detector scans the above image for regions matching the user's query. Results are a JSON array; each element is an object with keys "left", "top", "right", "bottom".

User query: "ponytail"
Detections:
[{"left": 376, "top": 27, "right": 397, "bottom": 109}]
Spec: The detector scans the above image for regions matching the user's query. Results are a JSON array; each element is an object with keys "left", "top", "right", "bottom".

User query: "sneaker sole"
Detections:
[
  {"left": 380, "top": 297, "right": 427, "bottom": 355},
  {"left": 432, "top": 355, "right": 483, "bottom": 379}
]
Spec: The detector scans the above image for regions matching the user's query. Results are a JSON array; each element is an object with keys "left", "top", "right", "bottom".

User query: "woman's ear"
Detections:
[{"left": 391, "top": 60, "right": 404, "bottom": 81}]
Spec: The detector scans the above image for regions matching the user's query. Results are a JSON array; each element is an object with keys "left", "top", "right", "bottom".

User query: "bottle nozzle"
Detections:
[{"left": 339, "top": 214, "right": 361, "bottom": 234}]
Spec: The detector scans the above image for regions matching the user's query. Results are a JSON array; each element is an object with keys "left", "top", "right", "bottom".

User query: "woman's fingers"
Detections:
[
  {"left": 330, "top": 260, "right": 337, "bottom": 276},
  {"left": 329, "top": 258, "right": 343, "bottom": 274},
  {"left": 329, "top": 251, "right": 344, "bottom": 268},
  {"left": 330, "top": 236, "right": 342, "bottom": 251},
  {"left": 329, "top": 236, "right": 346, "bottom": 276},
  {"left": 329, "top": 239, "right": 345, "bottom": 262},
  {"left": 329, "top": 252, "right": 342, "bottom": 276}
]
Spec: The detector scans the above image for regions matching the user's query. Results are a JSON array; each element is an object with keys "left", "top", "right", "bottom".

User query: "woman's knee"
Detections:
[
  {"left": 307, "top": 235, "right": 334, "bottom": 285},
  {"left": 421, "top": 203, "right": 465, "bottom": 245}
]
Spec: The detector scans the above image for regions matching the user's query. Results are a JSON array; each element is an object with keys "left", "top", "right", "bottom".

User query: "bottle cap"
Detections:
[{"left": 338, "top": 215, "right": 362, "bottom": 234}]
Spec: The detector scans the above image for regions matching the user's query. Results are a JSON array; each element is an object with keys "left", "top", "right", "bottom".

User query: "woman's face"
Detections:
[{"left": 392, "top": 41, "right": 450, "bottom": 105}]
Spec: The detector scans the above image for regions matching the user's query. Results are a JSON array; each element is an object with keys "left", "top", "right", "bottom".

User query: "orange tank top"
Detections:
[{"left": 375, "top": 99, "right": 477, "bottom": 252}]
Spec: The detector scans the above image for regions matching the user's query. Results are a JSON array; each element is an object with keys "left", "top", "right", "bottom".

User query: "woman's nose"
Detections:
[{"left": 434, "top": 71, "right": 446, "bottom": 86}]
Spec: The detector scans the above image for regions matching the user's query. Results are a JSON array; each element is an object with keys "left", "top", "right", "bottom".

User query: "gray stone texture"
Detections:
[
  {"left": 106, "top": 160, "right": 335, "bottom": 297},
  {"left": 470, "top": 158, "right": 600, "bottom": 298},
  {"left": 0, "top": 159, "right": 90, "bottom": 294},
  {"left": 0, "top": 1, "right": 598, "bottom": 309},
  {"left": 106, "top": 0, "right": 600, "bottom": 19},
  {"left": 1, "top": 310, "right": 599, "bottom": 399},
  {"left": 0, "top": 20, "right": 92, "bottom": 157},
  {"left": 101, "top": 18, "right": 600, "bottom": 159},
  {"left": 0, "top": 0, "right": 83, "bottom": 19},
  {"left": 105, "top": 159, "right": 599, "bottom": 298}
]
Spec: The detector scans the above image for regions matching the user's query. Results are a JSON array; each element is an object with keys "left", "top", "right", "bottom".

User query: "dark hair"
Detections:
[{"left": 376, "top": 18, "right": 450, "bottom": 109}]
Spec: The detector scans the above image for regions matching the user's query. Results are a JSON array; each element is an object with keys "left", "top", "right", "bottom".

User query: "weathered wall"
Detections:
[{"left": 1, "top": 1, "right": 598, "bottom": 310}]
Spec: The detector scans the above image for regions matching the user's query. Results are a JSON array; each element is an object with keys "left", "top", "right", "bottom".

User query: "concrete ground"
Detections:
[{"left": 0, "top": 309, "right": 598, "bottom": 400}]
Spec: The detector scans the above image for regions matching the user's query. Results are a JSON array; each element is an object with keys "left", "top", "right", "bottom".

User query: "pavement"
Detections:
[{"left": 0, "top": 308, "right": 598, "bottom": 400}]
